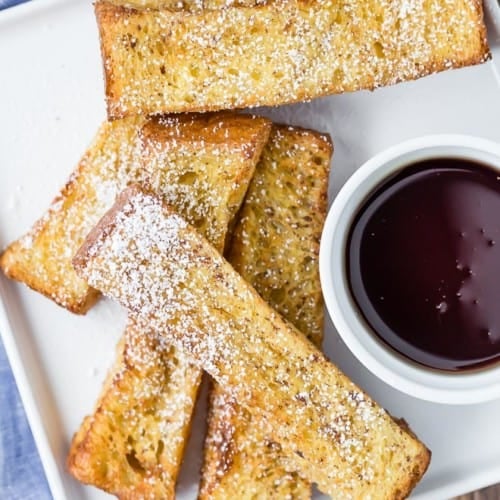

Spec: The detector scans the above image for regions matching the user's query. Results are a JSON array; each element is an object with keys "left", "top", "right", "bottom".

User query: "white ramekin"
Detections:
[
  {"left": 320, "top": 135, "right": 500, "bottom": 404},
  {"left": 485, "top": 0, "right": 500, "bottom": 36}
]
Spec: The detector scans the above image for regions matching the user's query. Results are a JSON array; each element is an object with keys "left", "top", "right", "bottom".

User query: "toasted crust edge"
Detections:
[
  {"left": 0, "top": 173, "right": 103, "bottom": 314},
  {"left": 392, "top": 418, "right": 432, "bottom": 499},
  {"left": 0, "top": 251, "right": 98, "bottom": 314}
]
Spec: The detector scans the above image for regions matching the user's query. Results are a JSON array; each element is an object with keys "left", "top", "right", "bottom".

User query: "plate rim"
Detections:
[
  {"left": 0, "top": 278, "right": 68, "bottom": 500},
  {"left": 1, "top": 0, "right": 500, "bottom": 499}
]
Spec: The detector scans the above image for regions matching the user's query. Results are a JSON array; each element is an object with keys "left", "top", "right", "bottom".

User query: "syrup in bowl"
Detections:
[{"left": 347, "top": 158, "right": 500, "bottom": 371}]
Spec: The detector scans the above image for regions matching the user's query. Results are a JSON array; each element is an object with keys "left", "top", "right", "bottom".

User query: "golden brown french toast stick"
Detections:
[
  {"left": 73, "top": 186, "right": 431, "bottom": 499},
  {"left": 0, "top": 113, "right": 271, "bottom": 313},
  {"left": 67, "top": 325, "right": 200, "bottom": 499},
  {"left": 95, "top": 0, "right": 489, "bottom": 119},
  {"left": 200, "top": 125, "right": 331, "bottom": 499}
]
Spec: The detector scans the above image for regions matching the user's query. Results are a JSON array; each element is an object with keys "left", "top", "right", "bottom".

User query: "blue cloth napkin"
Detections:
[
  {"left": 0, "top": 0, "right": 30, "bottom": 9},
  {"left": 0, "top": 338, "right": 51, "bottom": 499}
]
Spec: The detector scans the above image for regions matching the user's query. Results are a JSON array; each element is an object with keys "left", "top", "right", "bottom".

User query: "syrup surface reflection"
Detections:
[{"left": 348, "top": 159, "right": 500, "bottom": 371}]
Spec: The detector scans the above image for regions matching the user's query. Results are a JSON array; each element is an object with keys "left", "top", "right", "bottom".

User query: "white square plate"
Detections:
[{"left": 1, "top": 1, "right": 500, "bottom": 498}]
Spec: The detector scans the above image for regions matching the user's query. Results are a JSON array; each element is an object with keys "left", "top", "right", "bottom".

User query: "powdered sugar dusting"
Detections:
[
  {"left": 98, "top": 0, "right": 489, "bottom": 117},
  {"left": 1, "top": 113, "right": 266, "bottom": 312},
  {"left": 77, "top": 187, "right": 427, "bottom": 497},
  {"left": 66, "top": 115, "right": 268, "bottom": 495},
  {"left": 70, "top": 318, "right": 201, "bottom": 497}
]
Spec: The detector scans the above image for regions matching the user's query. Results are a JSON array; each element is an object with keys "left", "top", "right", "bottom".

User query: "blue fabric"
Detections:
[
  {"left": 0, "top": 0, "right": 30, "bottom": 9},
  {"left": 0, "top": 336, "right": 51, "bottom": 498}
]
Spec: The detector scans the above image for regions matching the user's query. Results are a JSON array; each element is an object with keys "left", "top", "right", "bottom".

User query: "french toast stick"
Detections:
[
  {"left": 66, "top": 115, "right": 270, "bottom": 497},
  {"left": 200, "top": 125, "right": 331, "bottom": 499},
  {"left": 0, "top": 113, "right": 270, "bottom": 313},
  {"left": 95, "top": 0, "right": 489, "bottom": 119},
  {"left": 68, "top": 326, "right": 200, "bottom": 499},
  {"left": 0, "top": 116, "right": 145, "bottom": 313},
  {"left": 73, "top": 185, "right": 431, "bottom": 499}
]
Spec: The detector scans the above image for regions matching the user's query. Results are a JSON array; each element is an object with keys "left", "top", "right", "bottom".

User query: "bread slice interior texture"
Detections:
[{"left": 96, "top": 0, "right": 489, "bottom": 118}]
